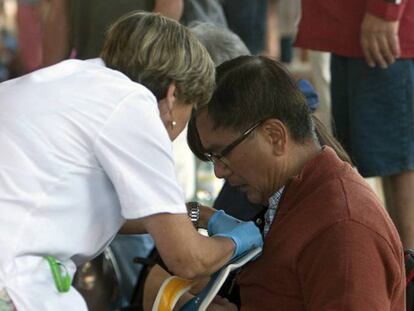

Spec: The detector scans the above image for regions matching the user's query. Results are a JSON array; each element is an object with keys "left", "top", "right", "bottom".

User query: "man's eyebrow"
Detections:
[{"left": 203, "top": 143, "right": 222, "bottom": 154}]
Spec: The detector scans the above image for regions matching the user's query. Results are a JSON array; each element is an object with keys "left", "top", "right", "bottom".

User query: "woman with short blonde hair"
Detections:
[
  {"left": 101, "top": 11, "right": 215, "bottom": 107},
  {"left": 0, "top": 12, "right": 262, "bottom": 310}
]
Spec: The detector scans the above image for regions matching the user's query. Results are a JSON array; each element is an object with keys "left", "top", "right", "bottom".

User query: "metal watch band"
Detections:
[{"left": 187, "top": 201, "right": 200, "bottom": 229}]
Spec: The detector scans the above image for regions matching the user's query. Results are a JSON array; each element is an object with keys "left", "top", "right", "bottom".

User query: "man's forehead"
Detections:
[
  {"left": 196, "top": 111, "right": 228, "bottom": 151},
  {"left": 196, "top": 110, "right": 214, "bottom": 131}
]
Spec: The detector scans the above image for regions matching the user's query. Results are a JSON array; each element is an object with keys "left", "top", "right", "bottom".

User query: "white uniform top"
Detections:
[{"left": 0, "top": 59, "right": 187, "bottom": 310}]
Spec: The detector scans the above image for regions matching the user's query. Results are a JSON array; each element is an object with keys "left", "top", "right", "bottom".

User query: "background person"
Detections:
[
  {"left": 295, "top": 0, "right": 414, "bottom": 249},
  {"left": 41, "top": 0, "right": 184, "bottom": 65}
]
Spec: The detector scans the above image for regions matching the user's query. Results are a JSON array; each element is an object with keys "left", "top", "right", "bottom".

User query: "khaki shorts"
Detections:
[{"left": 0, "top": 289, "right": 15, "bottom": 311}]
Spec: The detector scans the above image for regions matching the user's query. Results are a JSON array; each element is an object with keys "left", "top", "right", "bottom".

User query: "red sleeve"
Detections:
[
  {"left": 297, "top": 220, "right": 404, "bottom": 310},
  {"left": 366, "top": 0, "right": 407, "bottom": 21}
]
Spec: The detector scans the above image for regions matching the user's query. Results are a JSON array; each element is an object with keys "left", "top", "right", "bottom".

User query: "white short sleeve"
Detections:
[{"left": 93, "top": 87, "right": 187, "bottom": 219}]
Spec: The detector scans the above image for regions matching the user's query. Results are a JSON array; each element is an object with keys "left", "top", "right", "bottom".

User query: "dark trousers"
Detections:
[{"left": 221, "top": 0, "right": 267, "bottom": 54}]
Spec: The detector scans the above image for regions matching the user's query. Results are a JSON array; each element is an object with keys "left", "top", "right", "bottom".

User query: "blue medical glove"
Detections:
[
  {"left": 207, "top": 210, "right": 242, "bottom": 236},
  {"left": 215, "top": 221, "right": 263, "bottom": 260}
]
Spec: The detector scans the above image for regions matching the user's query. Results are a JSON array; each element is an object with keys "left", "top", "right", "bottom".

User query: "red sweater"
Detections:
[
  {"left": 295, "top": 0, "right": 414, "bottom": 58},
  {"left": 238, "top": 147, "right": 405, "bottom": 310}
]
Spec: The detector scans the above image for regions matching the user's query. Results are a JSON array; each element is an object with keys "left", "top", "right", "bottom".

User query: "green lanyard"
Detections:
[{"left": 44, "top": 256, "right": 72, "bottom": 293}]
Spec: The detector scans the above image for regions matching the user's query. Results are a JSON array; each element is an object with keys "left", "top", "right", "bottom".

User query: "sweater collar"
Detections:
[{"left": 276, "top": 146, "right": 351, "bottom": 216}]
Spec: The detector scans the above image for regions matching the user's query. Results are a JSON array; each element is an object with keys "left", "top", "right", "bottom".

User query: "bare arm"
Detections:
[
  {"left": 119, "top": 206, "right": 230, "bottom": 279},
  {"left": 360, "top": 12, "right": 400, "bottom": 68},
  {"left": 42, "top": 0, "right": 71, "bottom": 67},
  {"left": 129, "top": 213, "right": 234, "bottom": 280},
  {"left": 120, "top": 218, "right": 147, "bottom": 234},
  {"left": 199, "top": 204, "right": 216, "bottom": 229},
  {"left": 121, "top": 206, "right": 261, "bottom": 280},
  {"left": 153, "top": 0, "right": 184, "bottom": 21},
  {"left": 120, "top": 202, "right": 216, "bottom": 234}
]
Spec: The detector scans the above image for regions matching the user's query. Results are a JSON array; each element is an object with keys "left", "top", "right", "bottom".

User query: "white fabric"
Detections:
[
  {"left": 173, "top": 127, "right": 196, "bottom": 200},
  {"left": 0, "top": 59, "right": 187, "bottom": 310}
]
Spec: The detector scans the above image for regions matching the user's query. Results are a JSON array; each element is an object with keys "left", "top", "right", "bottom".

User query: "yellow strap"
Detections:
[{"left": 154, "top": 277, "right": 193, "bottom": 311}]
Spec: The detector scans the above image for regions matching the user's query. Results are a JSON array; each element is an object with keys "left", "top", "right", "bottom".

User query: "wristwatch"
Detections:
[{"left": 187, "top": 201, "right": 200, "bottom": 229}]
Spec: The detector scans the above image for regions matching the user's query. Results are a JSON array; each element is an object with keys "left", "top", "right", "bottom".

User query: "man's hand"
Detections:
[{"left": 360, "top": 12, "right": 400, "bottom": 68}]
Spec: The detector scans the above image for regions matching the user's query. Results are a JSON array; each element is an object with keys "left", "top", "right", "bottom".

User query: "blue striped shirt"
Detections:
[{"left": 264, "top": 187, "right": 285, "bottom": 237}]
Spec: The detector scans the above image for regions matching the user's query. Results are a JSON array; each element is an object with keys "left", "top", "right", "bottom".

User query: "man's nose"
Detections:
[{"left": 213, "top": 160, "right": 231, "bottom": 179}]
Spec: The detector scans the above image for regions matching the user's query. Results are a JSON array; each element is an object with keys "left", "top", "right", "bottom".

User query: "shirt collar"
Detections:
[
  {"left": 268, "top": 187, "right": 285, "bottom": 209},
  {"left": 263, "top": 186, "right": 285, "bottom": 236}
]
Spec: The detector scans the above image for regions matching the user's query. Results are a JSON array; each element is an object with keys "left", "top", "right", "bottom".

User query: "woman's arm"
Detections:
[
  {"left": 143, "top": 213, "right": 234, "bottom": 279},
  {"left": 199, "top": 204, "right": 217, "bottom": 229},
  {"left": 121, "top": 205, "right": 262, "bottom": 280}
]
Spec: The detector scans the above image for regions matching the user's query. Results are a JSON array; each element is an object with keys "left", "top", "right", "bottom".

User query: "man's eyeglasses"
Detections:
[{"left": 204, "top": 120, "right": 264, "bottom": 165}]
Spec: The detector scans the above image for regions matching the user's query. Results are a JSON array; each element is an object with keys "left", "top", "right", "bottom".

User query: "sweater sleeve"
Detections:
[
  {"left": 366, "top": 0, "right": 407, "bottom": 21},
  {"left": 296, "top": 220, "right": 404, "bottom": 311}
]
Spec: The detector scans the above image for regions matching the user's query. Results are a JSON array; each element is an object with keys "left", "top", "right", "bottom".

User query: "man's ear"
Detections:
[{"left": 261, "top": 119, "right": 287, "bottom": 156}]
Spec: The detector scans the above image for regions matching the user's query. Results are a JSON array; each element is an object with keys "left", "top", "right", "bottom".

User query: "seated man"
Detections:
[
  {"left": 135, "top": 25, "right": 372, "bottom": 310},
  {"left": 188, "top": 55, "right": 404, "bottom": 310},
  {"left": 139, "top": 56, "right": 404, "bottom": 311}
]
